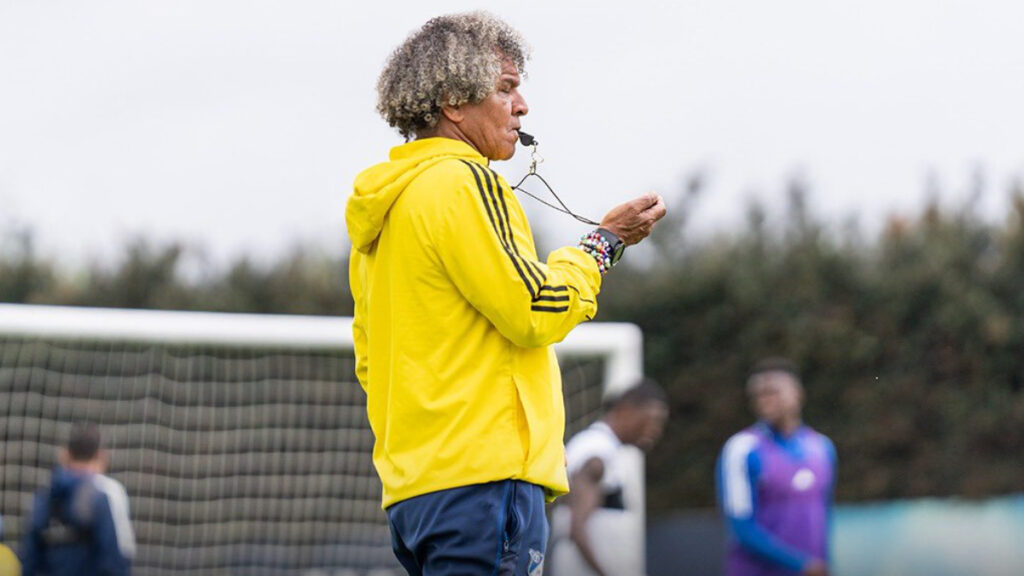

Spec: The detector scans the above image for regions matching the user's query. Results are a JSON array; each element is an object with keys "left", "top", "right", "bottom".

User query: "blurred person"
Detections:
[
  {"left": 346, "top": 11, "right": 667, "bottom": 576},
  {"left": 20, "top": 422, "right": 135, "bottom": 576},
  {"left": 548, "top": 379, "right": 669, "bottom": 576},
  {"left": 0, "top": 516, "right": 21, "bottom": 576},
  {"left": 717, "top": 358, "right": 836, "bottom": 576}
]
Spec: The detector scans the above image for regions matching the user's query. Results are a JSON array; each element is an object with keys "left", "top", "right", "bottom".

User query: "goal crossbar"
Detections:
[{"left": 0, "top": 304, "right": 642, "bottom": 396}]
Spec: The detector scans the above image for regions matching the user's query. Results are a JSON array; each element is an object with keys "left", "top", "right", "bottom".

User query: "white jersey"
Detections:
[
  {"left": 564, "top": 421, "right": 625, "bottom": 506},
  {"left": 550, "top": 421, "right": 642, "bottom": 576}
]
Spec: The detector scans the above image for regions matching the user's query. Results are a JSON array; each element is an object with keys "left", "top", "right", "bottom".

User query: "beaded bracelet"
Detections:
[{"left": 578, "top": 230, "right": 615, "bottom": 275}]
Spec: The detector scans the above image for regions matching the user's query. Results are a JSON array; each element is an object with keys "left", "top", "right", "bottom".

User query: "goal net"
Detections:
[{"left": 0, "top": 304, "right": 643, "bottom": 576}]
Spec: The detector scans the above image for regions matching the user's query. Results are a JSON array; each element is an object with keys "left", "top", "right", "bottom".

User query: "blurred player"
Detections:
[
  {"left": 717, "top": 358, "right": 836, "bottom": 576},
  {"left": 347, "top": 11, "right": 666, "bottom": 576},
  {"left": 20, "top": 422, "right": 135, "bottom": 576},
  {"left": 549, "top": 379, "right": 669, "bottom": 576},
  {"left": 0, "top": 538, "right": 20, "bottom": 576}
]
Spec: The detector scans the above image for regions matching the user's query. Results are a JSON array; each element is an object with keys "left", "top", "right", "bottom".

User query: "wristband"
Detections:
[{"left": 578, "top": 229, "right": 624, "bottom": 275}]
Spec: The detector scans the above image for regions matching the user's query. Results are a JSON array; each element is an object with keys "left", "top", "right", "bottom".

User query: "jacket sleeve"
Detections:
[
  {"left": 431, "top": 160, "right": 601, "bottom": 349},
  {"left": 19, "top": 492, "right": 47, "bottom": 576},
  {"left": 349, "top": 253, "right": 369, "bottom": 391},
  {"left": 91, "top": 492, "right": 131, "bottom": 576},
  {"left": 825, "top": 436, "right": 838, "bottom": 562}
]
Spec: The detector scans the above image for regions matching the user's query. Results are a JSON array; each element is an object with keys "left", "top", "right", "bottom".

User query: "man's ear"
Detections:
[
  {"left": 57, "top": 447, "right": 70, "bottom": 468},
  {"left": 441, "top": 104, "right": 464, "bottom": 123}
]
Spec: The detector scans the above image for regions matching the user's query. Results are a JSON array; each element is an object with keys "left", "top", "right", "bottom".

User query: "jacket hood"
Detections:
[
  {"left": 49, "top": 466, "right": 91, "bottom": 506},
  {"left": 44, "top": 467, "right": 99, "bottom": 529},
  {"left": 346, "top": 138, "right": 485, "bottom": 253}
]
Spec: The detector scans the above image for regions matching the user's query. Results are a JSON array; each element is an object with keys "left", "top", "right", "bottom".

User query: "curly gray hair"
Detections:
[{"left": 376, "top": 12, "right": 530, "bottom": 139}]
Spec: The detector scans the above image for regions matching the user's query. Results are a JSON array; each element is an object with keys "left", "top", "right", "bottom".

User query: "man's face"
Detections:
[
  {"left": 748, "top": 371, "right": 803, "bottom": 426},
  {"left": 458, "top": 58, "right": 528, "bottom": 161},
  {"left": 627, "top": 402, "right": 669, "bottom": 452}
]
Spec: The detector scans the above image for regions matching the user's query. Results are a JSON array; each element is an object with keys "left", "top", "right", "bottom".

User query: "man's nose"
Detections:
[{"left": 512, "top": 91, "right": 529, "bottom": 117}]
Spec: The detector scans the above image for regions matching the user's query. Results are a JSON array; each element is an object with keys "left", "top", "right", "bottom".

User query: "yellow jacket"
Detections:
[{"left": 346, "top": 138, "right": 602, "bottom": 508}]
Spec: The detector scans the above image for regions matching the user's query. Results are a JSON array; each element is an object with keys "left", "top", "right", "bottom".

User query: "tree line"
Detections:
[{"left": 4, "top": 179, "right": 1024, "bottom": 510}]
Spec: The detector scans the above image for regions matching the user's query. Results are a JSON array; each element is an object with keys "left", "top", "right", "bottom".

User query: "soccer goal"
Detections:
[{"left": 0, "top": 304, "right": 645, "bottom": 576}]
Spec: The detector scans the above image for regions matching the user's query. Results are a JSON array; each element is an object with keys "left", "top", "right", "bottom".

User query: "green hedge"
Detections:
[
  {"left": 6, "top": 187, "right": 1024, "bottom": 509},
  {"left": 601, "top": 191, "right": 1024, "bottom": 509}
]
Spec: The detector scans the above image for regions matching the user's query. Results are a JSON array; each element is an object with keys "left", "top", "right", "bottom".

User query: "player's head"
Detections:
[
  {"left": 746, "top": 357, "right": 804, "bottom": 427},
  {"left": 376, "top": 11, "right": 530, "bottom": 160},
  {"left": 606, "top": 379, "right": 669, "bottom": 451},
  {"left": 59, "top": 421, "right": 108, "bottom": 473}
]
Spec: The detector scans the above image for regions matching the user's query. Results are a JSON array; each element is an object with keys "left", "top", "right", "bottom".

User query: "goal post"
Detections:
[{"left": 0, "top": 303, "right": 646, "bottom": 575}]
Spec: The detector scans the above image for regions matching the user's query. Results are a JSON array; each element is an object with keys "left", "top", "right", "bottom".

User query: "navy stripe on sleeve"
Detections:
[
  {"left": 481, "top": 166, "right": 546, "bottom": 293},
  {"left": 531, "top": 305, "right": 570, "bottom": 313},
  {"left": 461, "top": 160, "right": 538, "bottom": 300}
]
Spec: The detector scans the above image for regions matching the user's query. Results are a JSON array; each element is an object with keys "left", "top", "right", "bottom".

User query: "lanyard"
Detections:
[{"left": 511, "top": 132, "right": 601, "bottom": 227}]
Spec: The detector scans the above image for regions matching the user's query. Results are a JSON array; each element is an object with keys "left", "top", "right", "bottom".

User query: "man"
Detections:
[
  {"left": 346, "top": 11, "right": 666, "bottom": 576},
  {"left": 549, "top": 380, "right": 669, "bottom": 576},
  {"left": 20, "top": 422, "right": 136, "bottom": 576},
  {"left": 716, "top": 359, "right": 837, "bottom": 576}
]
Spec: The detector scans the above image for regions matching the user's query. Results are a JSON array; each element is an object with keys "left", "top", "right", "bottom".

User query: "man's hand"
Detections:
[
  {"left": 802, "top": 558, "right": 828, "bottom": 576},
  {"left": 599, "top": 193, "right": 667, "bottom": 246}
]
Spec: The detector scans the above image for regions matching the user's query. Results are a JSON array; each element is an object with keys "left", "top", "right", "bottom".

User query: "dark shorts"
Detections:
[{"left": 386, "top": 480, "right": 549, "bottom": 576}]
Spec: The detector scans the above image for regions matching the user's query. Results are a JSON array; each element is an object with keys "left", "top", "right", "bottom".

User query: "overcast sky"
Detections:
[{"left": 1, "top": 0, "right": 1022, "bottom": 265}]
